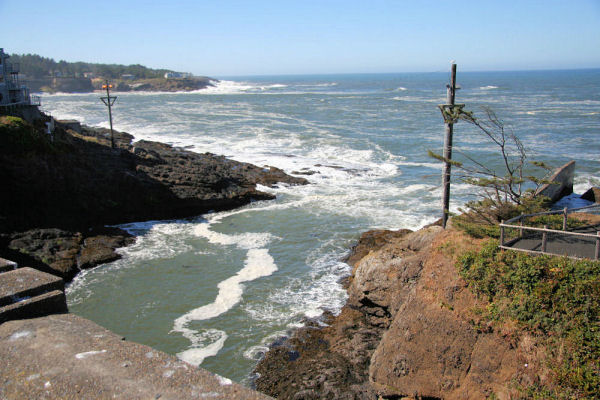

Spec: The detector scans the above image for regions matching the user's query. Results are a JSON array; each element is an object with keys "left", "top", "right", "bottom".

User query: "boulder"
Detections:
[{"left": 581, "top": 187, "right": 600, "bottom": 203}]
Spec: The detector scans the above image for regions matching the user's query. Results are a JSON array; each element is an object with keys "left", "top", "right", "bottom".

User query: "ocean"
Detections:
[{"left": 39, "top": 69, "right": 600, "bottom": 384}]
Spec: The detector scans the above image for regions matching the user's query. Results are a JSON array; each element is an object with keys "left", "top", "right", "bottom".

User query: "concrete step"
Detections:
[
  {"left": 0, "top": 267, "right": 64, "bottom": 307},
  {"left": 0, "top": 314, "right": 273, "bottom": 399},
  {"left": 0, "top": 290, "right": 67, "bottom": 323},
  {"left": 0, "top": 257, "right": 18, "bottom": 273}
]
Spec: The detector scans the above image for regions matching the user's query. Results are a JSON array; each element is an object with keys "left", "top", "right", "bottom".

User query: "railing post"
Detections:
[
  {"left": 563, "top": 207, "right": 568, "bottom": 231},
  {"left": 542, "top": 225, "right": 548, "bottom": 253},
  {"left": 520, "top": 213, "right": 524, "bottom": 237},
  {"left": 596, "top": 232, "right": 600, "bottom": 260},
  {"left": 500, "top": 220, "right": 505, "bottom": 247}
]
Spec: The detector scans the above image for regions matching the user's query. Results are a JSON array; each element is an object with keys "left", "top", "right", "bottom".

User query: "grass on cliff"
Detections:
[
  {"left": 458, "top": 241, "right": 600, "bottom": 399},
  {"left": 0, "top": 116, "right": 57, "bottom": 154}
]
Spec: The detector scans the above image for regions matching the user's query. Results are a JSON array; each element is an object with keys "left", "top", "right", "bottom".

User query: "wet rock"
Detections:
[
  {"left": 581, "top": 187, "right": 600, "bottom": 203},
  {"left": 1, "top": 228, "right": 134, "bottom": 281}
]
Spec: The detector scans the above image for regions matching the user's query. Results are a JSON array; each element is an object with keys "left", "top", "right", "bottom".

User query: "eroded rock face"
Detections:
[
  {"left": 255, "top": 226, "right": 539, "bottom": 400},
  {"left": 1, "top": 227, "right": 134, "bottom": 281}
]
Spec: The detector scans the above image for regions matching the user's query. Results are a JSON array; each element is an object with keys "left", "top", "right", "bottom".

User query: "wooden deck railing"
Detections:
[{"left": 499, "top": 204, "right": 600, "bottom": 260}]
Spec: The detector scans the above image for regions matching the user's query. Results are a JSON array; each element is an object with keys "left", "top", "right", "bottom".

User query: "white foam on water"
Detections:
[
  {"left": 176, "top": 329, "right": 228, "bottom": 366},
  {"left": 174, "top": 249, "right": 277, "bottom": 325},
  {"left": 173, "top": 249, "right": 277, "bottom": 364},
  {"left": 480, "top": 85, "right": 499, "bottom": 90},
  {"left": 194, "top": 225, "right": 275, "bottom": 249},
  {"left": 574, "top": 174, "right": 600, "bottom": 194},
  {"left": 243, "top": 330, "right": 288, "bottom": 361}
]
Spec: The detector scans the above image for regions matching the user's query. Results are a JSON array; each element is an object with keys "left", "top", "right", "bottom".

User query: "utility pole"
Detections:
[
  {"left": 438, "top": 63, "right": 463, "bottom": 228},
  {"left": 100, "top": 81, "right": 117, "bottom": 149}
]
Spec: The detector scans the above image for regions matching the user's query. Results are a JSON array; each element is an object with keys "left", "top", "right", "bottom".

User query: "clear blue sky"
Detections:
[{"left": 1, "top": 0, "right": 599, "bottom": 77}]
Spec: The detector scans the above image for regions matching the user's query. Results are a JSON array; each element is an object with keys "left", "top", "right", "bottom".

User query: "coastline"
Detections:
[
  {"left": 0, "top": 109, "right": 307, "bottom": 282},
  {"left": 254, "top": 224, "right": 533, "bottom": 399},
  {"left": 27, "top": 76, "right": 218, "bottom": 94}
]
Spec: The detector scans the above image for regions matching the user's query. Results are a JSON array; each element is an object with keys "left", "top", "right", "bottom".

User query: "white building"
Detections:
[
  {"left": 164, "top": 71, "right": 193, "bottom": 79},
  {"left": 0, "top": 48, "right": 38, "bottom": 107}
]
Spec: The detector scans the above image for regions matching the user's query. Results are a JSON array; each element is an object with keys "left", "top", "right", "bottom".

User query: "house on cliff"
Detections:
[{"left": 0, "top": 48, "right": 40, "bottom": 109}]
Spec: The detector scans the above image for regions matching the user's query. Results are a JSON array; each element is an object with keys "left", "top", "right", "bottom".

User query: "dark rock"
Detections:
[
  {"left": 1, "top": 228, "right": 134, "bottom": 281},
  {"left": 0, "top": 114, "right": 306, "bottom": 280},
  {"left": 581, "top": 187, "right": 600, "bottom": 203},
  {"left": 0, "top": 117, "right": 307, "bottom": 233}
]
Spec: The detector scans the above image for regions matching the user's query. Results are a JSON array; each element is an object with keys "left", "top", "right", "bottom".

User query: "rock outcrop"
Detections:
[
  {"left": 0, "top": 114, "right": 307, "bottom": 280},
  {"left": 26, "top": 76, "right": 216, "bottom": 93},
  {"left": 0, "top": 227, "right": 135, "bottom": 281},
  {"left": 255, "top": 226, "right": 540, "bottom": 399},
  {"left": 110, "top": 77, "right": 216, "bottom": 92}
]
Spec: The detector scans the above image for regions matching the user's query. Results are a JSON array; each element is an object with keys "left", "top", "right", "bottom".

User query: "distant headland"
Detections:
[{"left": 9, "top": 53, "right": 217, "bottom": 93}]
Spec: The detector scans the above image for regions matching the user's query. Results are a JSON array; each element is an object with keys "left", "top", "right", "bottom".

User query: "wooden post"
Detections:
[
  {"left": 542, "top": 225, "right": 548, "bottom": 253},
  {"left": 596, "top": 232, "right": 600, "bottom": 260},
  {"left": 562, "top": 207, "right": 568, "bottom": 231},
  {"left": 100, "top": 80, "right": 117, "bottom": 149},
  {"left": 519, "top": 214, "right": 524, "bottom": 237},
  {"left": 441, "top": 63, "right": 457, "bottom": 228},
  {"left": 500, "top": 220, "right": 505, "bottom": 246},
  {"left": 106, "top": 82, "right": 115, "bottom": 149}
]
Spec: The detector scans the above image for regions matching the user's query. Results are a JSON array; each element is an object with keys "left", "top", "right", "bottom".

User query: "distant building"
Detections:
[
  {"left": 0, "top": 48, "right": 39, "bottom": 108},
  {"left": 164, "top": 72, "right": 193, "bottom": 79}
]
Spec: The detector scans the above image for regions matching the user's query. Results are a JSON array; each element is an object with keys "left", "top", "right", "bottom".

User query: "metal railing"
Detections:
[{"left": 499, "top": 204, "right": 600, "bottom": 260}]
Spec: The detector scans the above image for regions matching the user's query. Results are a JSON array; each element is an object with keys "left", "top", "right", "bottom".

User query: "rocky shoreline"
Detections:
[
  {"left": 27, "top": 76, "right": 217, "bottom": 93},
  {"left": 0, "top": 109, "right": 307, "bottom": 281},
  {"left": 254, "top": 224, "right": 543, "bottom": 399}
]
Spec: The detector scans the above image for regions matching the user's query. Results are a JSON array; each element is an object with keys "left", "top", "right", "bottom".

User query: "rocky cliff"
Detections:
[
  {"left": 255, "top": 226, "right": 541, "bottom": 399},
  {"left": 0, "top": 113, "right": 307, "bottom": 280}
]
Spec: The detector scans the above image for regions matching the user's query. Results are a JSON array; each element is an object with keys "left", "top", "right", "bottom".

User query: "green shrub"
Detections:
[{"left": 458, "top": 242, "right": 600, "bottom": 398}]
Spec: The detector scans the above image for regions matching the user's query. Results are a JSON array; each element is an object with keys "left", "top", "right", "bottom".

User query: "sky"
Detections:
[{"left": 1, "top": 0, "right": 599, "bottom": 77}]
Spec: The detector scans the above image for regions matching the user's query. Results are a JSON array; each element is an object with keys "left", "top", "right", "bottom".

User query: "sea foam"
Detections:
[{"left": 172, "top": 248, "right": 277, "bottom": 364}]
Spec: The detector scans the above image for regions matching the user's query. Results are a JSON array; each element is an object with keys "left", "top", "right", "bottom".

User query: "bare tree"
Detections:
[{"left": 430, "top": 106, "right": 553, "bottom": 222}]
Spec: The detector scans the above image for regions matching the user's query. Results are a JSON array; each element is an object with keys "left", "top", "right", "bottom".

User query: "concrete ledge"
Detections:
[
  {"left": 535, "top": 160, "right": 575, "bottom": 202},
  {"left": 0, "top": 290, "right": 68, "bottom": 323},
  {"left": 0, "top": 314, "right": 273, "bottom": 399},
  {"left": 0, "top": 258, "right": 18, "bottom": 273},
  {"left": 0, "top": 267, "right": 64, "bottom": 307}
]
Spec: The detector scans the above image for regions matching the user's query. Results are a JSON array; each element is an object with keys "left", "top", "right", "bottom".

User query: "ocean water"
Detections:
[{"left": 39, "top": 70, "right": 599, "bottom": 384}]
